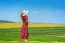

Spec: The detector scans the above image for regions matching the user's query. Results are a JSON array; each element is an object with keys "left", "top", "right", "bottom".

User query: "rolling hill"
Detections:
[{"left": 0, "top": 20, "right": 14, "bottom": 23}]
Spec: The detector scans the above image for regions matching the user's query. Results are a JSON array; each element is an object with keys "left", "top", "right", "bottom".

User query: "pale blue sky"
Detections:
[{"left": 0, "top": 0, "right": 65, "bottom": 24}]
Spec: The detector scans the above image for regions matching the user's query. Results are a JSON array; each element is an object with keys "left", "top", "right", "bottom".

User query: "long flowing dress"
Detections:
[{"left": 20, "top": 14, "right": 28, "bottom": 39}]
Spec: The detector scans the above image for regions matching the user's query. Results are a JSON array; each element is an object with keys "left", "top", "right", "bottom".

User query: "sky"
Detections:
[{"left": 0, "top": 0, "right": 65, "bottom": 24}]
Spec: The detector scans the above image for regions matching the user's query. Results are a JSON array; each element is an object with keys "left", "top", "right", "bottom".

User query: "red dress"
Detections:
[{"left": 20, "top": 15, "right": 28, "bottom": 39}]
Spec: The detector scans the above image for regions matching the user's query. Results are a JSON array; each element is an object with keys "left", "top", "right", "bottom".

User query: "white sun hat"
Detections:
[
  {"left": 22, "top": 10, "right": 29, "bottom": 16},
  {"left": 22, "top": 10, "right": 29, "bottom": 14}
]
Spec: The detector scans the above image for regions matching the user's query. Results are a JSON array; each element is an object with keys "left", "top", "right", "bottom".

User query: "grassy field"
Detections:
[{"left": 0, "top": 27, "right": 65, "bottom": 43}]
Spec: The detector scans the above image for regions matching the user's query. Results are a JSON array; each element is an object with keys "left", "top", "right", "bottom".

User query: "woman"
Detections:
[{"left": 20, "top": 10, "right": 28, "bottom": 42}]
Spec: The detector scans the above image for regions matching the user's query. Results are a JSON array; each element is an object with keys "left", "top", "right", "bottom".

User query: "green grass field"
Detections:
[{"left": 0, "top": 27, "right": 65, "bottom": 43}]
